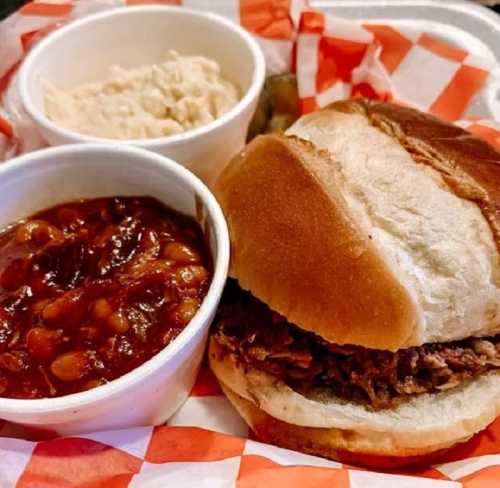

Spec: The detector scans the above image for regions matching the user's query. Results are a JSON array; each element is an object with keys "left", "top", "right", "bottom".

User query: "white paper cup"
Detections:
[
  {"left": 18, "top": 6, "right": 266, "bottom": 186},
  {"left": 0, "top": 143, "right": 229, "bottom": 435}
]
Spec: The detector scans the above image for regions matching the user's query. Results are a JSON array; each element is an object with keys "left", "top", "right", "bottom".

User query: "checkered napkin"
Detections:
[
  {"left": 1, "top": 1, "right": 500, "bottom": 487},
  {"left": 1, "top": 364, "right": 500, "bottom": 487}
]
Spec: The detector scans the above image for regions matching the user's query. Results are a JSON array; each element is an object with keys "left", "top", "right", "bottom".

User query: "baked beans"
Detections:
[{"left": 0, "top": 197, "right": 211, "bottom": 398}]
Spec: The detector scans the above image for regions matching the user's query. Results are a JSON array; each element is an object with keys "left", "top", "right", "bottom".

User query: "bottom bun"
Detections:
[
  {"left": 209, "top": 337, "right": 500, "bottom": 466},
  {"left": 220, "top": 381, "right": 454, "bottom": 469}
]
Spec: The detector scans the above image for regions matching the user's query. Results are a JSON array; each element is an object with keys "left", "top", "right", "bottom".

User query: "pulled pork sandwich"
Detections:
[{"left": 209, "top": 99, "right": 500, "bottom": 467}]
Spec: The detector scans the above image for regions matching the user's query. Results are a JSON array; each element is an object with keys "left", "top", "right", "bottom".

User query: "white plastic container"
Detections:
[
  {"left": 18, "top": 6, "right": 266, "bottom": 186},
  {"left": 0, "top": 143, "right": 230, "bottom": 435}
]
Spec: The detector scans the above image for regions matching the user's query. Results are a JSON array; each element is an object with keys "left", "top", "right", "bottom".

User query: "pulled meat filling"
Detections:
[{"left": 213, "top": 281, "right": 500, "bottom": 410}]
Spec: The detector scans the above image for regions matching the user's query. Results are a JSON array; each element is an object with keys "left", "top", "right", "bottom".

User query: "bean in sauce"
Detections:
[{"left": 0, "top": 197, "right": 211, "bottom": 398}]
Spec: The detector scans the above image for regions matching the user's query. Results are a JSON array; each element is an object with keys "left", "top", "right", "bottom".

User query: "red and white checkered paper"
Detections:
[{"left": 1, "top": 1, "right": 500, "bottom": 487}]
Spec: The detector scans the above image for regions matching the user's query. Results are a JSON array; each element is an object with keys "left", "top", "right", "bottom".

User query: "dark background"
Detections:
[
  {"left": 1, "top": 0, "right": 25, "bottom": 19},
  {"left": 1, "top": 0, "right": 500, "bottom": 19}
]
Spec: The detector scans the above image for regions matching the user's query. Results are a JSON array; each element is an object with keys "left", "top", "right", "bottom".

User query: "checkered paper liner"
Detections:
[
  {"left": 1, "top": 365, "right": 500, "bottom": 487},
  {"left": 1, "top": 1, "right": 500, "bottom": 487}
]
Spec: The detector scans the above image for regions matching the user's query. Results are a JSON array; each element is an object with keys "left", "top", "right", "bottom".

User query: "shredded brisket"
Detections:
[{"left": 213, "top": 280, "right": 500, "bottom": 410}]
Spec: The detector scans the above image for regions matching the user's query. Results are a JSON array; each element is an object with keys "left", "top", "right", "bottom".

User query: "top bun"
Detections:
[{"left": 215, "top": 100, "right": 500, "bottom": 350}]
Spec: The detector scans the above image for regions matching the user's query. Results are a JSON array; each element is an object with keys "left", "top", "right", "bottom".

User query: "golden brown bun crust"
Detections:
[
  {"left": 215, "top": 134, "right": 418, "bottom": 350},
  {"left": 216, "top": 100, "right": 500, "bottom": 349},
  {"left": 330, "top": 99, "right": 500, "bottom": 249},
  {"left": 220, "top": 382, "right": 459, "bottom": 469}
]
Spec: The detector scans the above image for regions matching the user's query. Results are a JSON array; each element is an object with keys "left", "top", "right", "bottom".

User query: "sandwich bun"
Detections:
[
  {"left": 209, "top": 337, "right": 500, "bottom": 466},
  {"left": 216, "top": 100, "right": 500, "bottom": 350}
]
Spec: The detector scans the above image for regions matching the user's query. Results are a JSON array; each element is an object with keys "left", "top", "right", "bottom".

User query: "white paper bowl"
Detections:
[
  {"left": 18, "top": 6, "right": 266, "bottom": 186},
  {"left": 0, "top": 144, "right": 229, "bottom": 435}
]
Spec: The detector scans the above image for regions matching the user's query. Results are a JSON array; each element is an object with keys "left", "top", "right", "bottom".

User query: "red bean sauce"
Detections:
[{"left": 0, "top": 197, "right": 212, "bottom": 398}]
